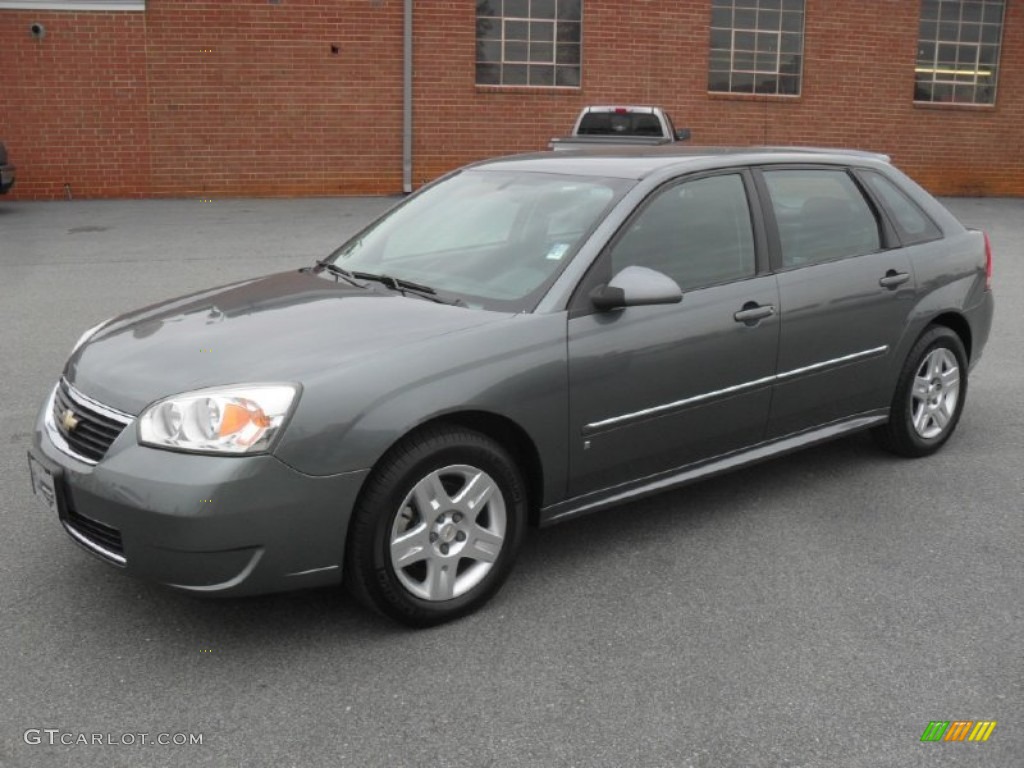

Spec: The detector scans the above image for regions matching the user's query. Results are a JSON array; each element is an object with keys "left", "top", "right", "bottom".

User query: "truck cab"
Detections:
[{"left": 550, "top": 106, "right": 692, "bottom": 151}]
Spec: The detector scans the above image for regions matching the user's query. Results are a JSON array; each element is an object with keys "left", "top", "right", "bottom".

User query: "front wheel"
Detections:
[
  {"left": 873, "top": 326, "right": 968, "bottom": 458},
  {"left": 344, "top": 425, "right": 527, "bottom": 627}
]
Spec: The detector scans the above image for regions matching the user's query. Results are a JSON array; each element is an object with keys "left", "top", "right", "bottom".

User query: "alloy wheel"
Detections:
[
  {"left": 910, "top": 347, "right": 960, "bottom": 440},
  {"left": 389, "top": 464, "right": 507, "bottom": 601}
]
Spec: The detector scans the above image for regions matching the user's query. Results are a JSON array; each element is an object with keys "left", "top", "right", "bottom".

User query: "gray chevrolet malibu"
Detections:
[{"left": 29, "top": 148, "right": 994, "bottom": 626}]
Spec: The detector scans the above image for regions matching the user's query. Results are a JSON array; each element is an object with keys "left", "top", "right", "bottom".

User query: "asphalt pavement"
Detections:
[{"left": 0, "top": 194, "right": 1021, "bottom": 768}]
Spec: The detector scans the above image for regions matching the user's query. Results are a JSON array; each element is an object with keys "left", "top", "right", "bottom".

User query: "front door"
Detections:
[{"left": 566, "top": 172, "right": 780, "bottom": 498}]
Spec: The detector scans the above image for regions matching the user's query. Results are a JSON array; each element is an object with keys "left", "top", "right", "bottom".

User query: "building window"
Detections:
[
  {"left": 915, "top": 0, "right": 1004, "bottom": 104},
  {"left": 708, "top": 0, "right": 804, "bottom": 96},
  {"left": 476, "top": 0, "right": 582, "bottom": 87}
]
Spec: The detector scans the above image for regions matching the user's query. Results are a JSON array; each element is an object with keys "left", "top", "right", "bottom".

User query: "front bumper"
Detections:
[{"left": 30, "top": 396, "right": 368, "bottom": 596}]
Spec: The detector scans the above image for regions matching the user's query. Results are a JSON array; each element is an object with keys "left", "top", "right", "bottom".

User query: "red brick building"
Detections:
[{"left": 1, "top": 0, "right": 1021, "bottom": 200}]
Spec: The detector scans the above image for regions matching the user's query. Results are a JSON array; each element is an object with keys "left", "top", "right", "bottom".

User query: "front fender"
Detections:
[{"left": 273, "top": 313, "right": 569, "bottom": 506}]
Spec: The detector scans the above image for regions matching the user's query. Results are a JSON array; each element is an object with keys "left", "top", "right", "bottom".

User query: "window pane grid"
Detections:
[
  {"left": 915, "top": 0, "right": 1004, "bottom": 104},
  {"left": 708, "top": 0, "right": 804, "bottom": 95},
  {"left": 476, "top": 0, "right": 582, "bottom": 87}
]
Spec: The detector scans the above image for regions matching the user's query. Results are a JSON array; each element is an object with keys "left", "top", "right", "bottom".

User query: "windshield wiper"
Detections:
[
  {"left": 350, "top": 271, "right": 466, "bottom": 307},
  {"left": 309, "top": 260, "right": 365, "bottom": 288},
  {"left": 309, "top": 262, "right": 465, "bottom": 306}
]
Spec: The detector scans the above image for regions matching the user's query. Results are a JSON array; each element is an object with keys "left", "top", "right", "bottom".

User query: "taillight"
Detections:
[{"left": 983, "top": 231, "right": 993, "bottom": 291}]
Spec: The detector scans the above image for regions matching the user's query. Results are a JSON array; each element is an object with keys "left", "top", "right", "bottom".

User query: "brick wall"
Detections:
[
  {"left": 414, "top": 0, "right": 1024, "bottom": 197},
  {"left": 144, "top": 0, "right": 403, "bottom": 197},
  {"left": 0, "top": 10, "right": 150, "bottom": 199},
  {"left": 1, "top": 0, "right": 1021, "bottom": 199}
]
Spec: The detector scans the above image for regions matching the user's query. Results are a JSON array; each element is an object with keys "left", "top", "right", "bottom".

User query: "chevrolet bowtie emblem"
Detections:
[{"left": 60, "top": 409, "right": 80, "bottom": 432}]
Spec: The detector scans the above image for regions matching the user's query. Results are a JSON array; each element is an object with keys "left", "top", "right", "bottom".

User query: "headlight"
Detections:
[{"left": 138, "top": 384, "right": 299, "bottom": 454}]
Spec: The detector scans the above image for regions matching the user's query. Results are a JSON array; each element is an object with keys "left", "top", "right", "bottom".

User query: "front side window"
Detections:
[
  {"left": 763, "top": 169, "right": 881, "bottom": 268},
  {"left": 476, "top": 0, "right": 582, "bottom": 87},
  {"left": 329, "top": 170, "right": 629, "bottom": 310},
  {"left": 610, "top": 174, "right": 756, "bottom": 292},
  {"left": 708, "top": 0, "right": 805, "bottom": 96},
  {"left": 915, "top": 0, "right": 1005, "bottom": 104}
]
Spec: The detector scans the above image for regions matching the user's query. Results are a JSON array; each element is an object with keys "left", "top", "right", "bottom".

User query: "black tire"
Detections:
[
  {"left": 344, "top": 424, "right": 527, "bottom": 627},
  {"left": 872, "top": 325, "right": 968, "bottom": 458}
]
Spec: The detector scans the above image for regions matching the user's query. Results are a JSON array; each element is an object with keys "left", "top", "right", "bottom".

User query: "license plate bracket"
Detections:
[{"left": 27, "top": 453, "right": 62, "bottom": 517}]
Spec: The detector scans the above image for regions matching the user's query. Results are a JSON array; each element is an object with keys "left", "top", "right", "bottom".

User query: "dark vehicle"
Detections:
[
  {"left": 0, "top": 142, "right": 14, "bottom": 194},
  {"left": 29, "top": 147, "right": 994, "bottom": 627},
  {"left": 549, "top": 105, "right": 692, "bottom": 151}
]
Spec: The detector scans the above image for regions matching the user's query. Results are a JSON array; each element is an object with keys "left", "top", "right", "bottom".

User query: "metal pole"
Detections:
[{"left": 402, "top": 0, "right": 413, "bottom": 194}]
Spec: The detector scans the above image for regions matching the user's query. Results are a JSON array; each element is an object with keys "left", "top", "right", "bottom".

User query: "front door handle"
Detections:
[
  {"left": 879, "top": 270, "right": 911, "bottom": 290},
  {"left": 734, "top": 302, "right": 776, "bottom": 325}
]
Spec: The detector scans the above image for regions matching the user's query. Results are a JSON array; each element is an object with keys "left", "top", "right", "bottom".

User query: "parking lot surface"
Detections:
[{"left": 1, "top": 195, "right": 1021, "bottom": 767}]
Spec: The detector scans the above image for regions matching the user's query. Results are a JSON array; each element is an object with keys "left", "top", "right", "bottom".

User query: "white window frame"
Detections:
[
  {"left": 708, "top": 0, "right": 805, "bottom": 96},
  {"left": 476, "top": 0, "right": 582, "bottom": 88},
  {"left": 914, "top": 0, "right": 1004, "bottom": 105}
]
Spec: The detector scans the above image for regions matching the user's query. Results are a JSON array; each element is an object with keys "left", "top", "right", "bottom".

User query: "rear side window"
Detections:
[
  {"left": 763, "top": 169, "right": 881, "bottom": 268},
  {"left": 859, "top": 170, "right": 942, "bottom": 245}
]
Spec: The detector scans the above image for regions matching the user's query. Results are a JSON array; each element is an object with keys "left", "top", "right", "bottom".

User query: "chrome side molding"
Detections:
[{"left": 585, "top": 346, "right": 888, "bottom": 434}]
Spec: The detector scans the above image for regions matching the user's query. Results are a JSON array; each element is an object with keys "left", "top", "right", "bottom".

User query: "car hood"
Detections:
[{"left": 65, "top": 270, "right": 510, "bottom": 415}]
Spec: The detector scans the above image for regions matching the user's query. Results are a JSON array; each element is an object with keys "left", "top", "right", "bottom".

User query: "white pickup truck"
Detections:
[{"left": 548, "top": 106, "right": 692, "bottom": 151}]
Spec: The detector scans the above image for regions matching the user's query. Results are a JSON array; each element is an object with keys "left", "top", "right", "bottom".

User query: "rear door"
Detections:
[{"left": 756, "top": 166, "right": 918, "bottom": 438}]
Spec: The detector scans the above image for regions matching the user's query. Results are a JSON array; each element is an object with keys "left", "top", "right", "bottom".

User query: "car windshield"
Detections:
[{"left": 326, "top": 169, "right": 632, "bottom": 311}]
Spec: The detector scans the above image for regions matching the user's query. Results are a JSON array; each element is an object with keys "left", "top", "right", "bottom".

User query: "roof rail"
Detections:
[{"left": 761, "top": 146, "right": 891, "bottom": 163}]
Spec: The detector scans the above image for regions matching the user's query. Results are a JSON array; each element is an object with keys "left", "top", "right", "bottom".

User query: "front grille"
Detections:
[
  {"left": 65, "top": 507, "right": 125, "bottom": 563},
  {"left": 51, "top": 379, "right": 131, "bottom": 463}
]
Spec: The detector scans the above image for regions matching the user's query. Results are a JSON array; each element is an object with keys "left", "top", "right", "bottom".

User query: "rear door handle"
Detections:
[
  {"left": 734, "top": 303, "right": 776, "bottom": 324},
  {"left": 879, "top": 270, "right": 911, "bottom": 289}
]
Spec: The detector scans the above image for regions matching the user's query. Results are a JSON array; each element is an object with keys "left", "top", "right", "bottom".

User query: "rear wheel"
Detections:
[
  {"left": 873, "top": 326, "right": 968, "bottom": 458},
  {"left": 344, "top": 425, "right": 526, "bottom": 627}
]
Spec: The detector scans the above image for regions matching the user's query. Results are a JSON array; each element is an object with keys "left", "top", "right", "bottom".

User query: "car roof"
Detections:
[{"left": 469, "top": 146, "right": 892, "bottom": 181}]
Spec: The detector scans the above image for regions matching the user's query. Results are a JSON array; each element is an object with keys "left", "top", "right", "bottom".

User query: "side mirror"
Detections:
[
  {"left": 590, "top": 266, "right": 682, "bottom": 311},
  {"left": 675, "top": 128, "right": 692, "bottom": 142}
]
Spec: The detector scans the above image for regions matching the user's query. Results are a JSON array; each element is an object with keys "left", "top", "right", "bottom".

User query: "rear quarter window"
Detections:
[{"left": 859, "top": 170, "right": 943, "bottom": 245}]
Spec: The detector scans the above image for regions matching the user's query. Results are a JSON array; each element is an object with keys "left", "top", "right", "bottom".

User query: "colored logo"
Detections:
[{"left": 920, "top": 720, "right": 997, "bottom": 742}]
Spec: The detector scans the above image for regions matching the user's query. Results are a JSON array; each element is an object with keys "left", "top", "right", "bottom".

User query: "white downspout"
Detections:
[{"left": 402, "top": 0, "right": 413, "bottom": 194}]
